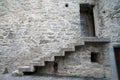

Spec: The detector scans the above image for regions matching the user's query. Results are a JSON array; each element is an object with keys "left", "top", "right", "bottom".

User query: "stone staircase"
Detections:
[{"left": 12, "top": 37, "right": 110, "bottom": 76}]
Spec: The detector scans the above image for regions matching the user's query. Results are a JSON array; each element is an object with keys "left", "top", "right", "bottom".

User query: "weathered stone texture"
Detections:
[
  {"left": 36, "top": 43, "right": 110, "bottom": 78},
  {"left": 0, "top": 0, "right": 119, "bottom": 79},
  {"left": 0, "top": 0, "right": 83, "bottom": 72},
  {"left": 0, "top": 74, "right": 110, "bottom": 80},
  {"left": 97, "top": 0, "right": 120, "bottom": 41}
]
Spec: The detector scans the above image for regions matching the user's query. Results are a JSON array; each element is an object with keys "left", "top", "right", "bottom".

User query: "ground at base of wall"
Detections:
[{"left": 0, "top": 74, "right": 110, "bottom": 80}]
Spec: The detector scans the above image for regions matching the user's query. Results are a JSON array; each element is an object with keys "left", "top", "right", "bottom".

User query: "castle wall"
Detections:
[
  {"left": 36, "top": 43, "right": 111, "bottom": 79},
  {"left": 0, "top": 0, "right": 93, "bottom": 72},
  {"left": 97, "top": 0, "right": 120, "bottom": 41},
  {"left": 0, "top": 0, "right": 120, "bottom": 79}
]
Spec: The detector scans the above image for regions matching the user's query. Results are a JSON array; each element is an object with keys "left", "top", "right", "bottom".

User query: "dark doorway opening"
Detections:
[
  {"left": 114, "top": 47, "right": 120, "bottom": 79},
  {"left": 80, "top": 4, "right": 95, "bottom": 37}
]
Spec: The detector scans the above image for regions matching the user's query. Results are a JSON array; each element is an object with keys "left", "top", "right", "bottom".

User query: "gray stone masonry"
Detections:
[{"left": 0, "top": 0, "right": 120, "bottom": 80}]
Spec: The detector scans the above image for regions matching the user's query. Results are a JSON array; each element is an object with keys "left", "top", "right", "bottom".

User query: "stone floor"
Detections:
[{"left": 0, "top": 74, "right": 109, "bottom": 80}]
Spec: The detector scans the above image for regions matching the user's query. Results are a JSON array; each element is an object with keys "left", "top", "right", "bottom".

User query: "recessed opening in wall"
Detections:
[
  {"left": 65, "top": 3, "right": 69, "bottom": 7},
  {"left": 114, "top": 47, "right": 120, "bottom": 79},
  {"left": 91, "top": 52, "right": 100, "bottom": 63},
  {"left": 80, "top": 4, "right": 95, "bottom": 37},
  {"left": 54, "top": 62, "right": 58, "bottom": 73}
]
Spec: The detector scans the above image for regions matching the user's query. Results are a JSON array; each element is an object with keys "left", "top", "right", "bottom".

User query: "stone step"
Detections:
[
  {"left": 74, "top": 40, "right": 85, "bottom": 46},
  {"left": 81, "top": 37, "right": 110, "bottom": 42},
  {"left": 32, "top": 57, "right": 43, "bottom": 62},
  {"left": 44, "top": 56, "right": 55, "bottom": 62},
  {"left": 18, "top": 66, "right": 35, "bottom": 72},
  {"left": 67, "top": 41, "right": 84, "bottom": 47},
  {"left": 12, "top": 40, "right": 84, "bottom": 75},
  {"left": 67, "top": 43, "right": 75, "bottom": 48},
  {"left": 59, "top": 49, "right": 65, "bottom": 56},
  {"left": 32, "top": 55, "right": 55, "bottom": 62},
  {"left": 53, "top": 51, "right": 65, "bottom": 57},
  {"left": 30, "top": 61, "right": 45, "bottom": 66},
  {"left": 62, "top": 47, "right": 75, "bottom": 52}
]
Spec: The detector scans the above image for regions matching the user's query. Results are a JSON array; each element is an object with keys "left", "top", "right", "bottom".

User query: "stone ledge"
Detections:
[
  {"left": 80, "top": 37, "right": 110, "bottom": 43},
  {"left": 18, "top": 66, "right": 35, "bottom": 72}
]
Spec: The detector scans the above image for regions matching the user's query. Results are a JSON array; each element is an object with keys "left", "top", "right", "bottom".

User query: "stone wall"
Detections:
[
  {"left": 35, "top": 43, "right": 111, "bottom": 79},
  {"left": 0, "top": 0, "right": 119, "bottom": 79},
  {"left": 0, "top": 0, "right": 93, "bottom": 72},
  {"left": 96, "top": 0, "right": 120, "bottom": 41}
]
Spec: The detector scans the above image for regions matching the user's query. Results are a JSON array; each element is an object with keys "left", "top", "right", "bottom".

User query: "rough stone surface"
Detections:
[
  {"left": 36, "top": 43, "right": 110, "bottom": 78},
  {"left": 96, "top": 0, "right": 120, "bottom": 41},
  {"left": 0, "top": 0, "right": 120, "bottom": 79},
  {"left": 0, "top": 74, "right": 110, "bottom": 80},
  {"left": 12, "top": 70, "right": 23, "bottom": 76}
]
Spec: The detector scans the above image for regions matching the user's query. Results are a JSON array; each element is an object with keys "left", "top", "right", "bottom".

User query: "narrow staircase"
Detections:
[{"left": 12, "top": 37, "right": 110, "bottom": 76}]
